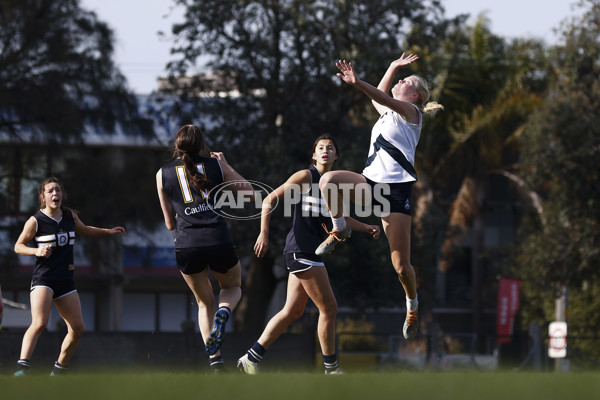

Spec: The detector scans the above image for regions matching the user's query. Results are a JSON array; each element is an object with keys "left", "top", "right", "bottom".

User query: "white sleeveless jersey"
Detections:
[{"left": 362, "top": 105, "right": 422, "bottom": 183}]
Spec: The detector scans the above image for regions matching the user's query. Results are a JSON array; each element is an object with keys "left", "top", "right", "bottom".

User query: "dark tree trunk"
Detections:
[
  {"left": 234, "top": 254, "right": 277, "bottom": 334},
  {"left": 6, "top": 146, "right": 23, "bottom": 215},
  {"left": 471, "top": 181, "right": 486, "bottom": 351}
]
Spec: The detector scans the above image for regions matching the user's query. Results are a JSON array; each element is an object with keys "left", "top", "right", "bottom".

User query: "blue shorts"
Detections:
[
  {"left": 363, "top": 176, "right": 413, "bottom": 216},
  {"left": 175, "top": 243, "right": 239, "bottom": 275},
  {"left": 30, "top": 278, "right": 77, "bottom": 300},
  {"left": 285, "top": 252, "right": 325, "bottom": 274}
]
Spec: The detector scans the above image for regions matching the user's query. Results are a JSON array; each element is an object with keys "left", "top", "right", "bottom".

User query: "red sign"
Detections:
[{"left": 496, "top": 278, "right": 521, "bottom": 344}]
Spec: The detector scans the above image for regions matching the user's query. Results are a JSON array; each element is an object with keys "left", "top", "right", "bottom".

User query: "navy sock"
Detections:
[
  {"left": 16, "top": 359, "right": 31, "bottom": 371},
  {"left": 217, "top": 306, "right": 231, "bottom": 321},
  {"left": 247, "top": 342, "right": 266, "bottom": 364},
  {"left": 322, "top": 353, "right": 339, "bottom": 371},
  {"left": 53, "top": 361, "right": 69, "bottom": 375},
  {"left": 209, "top": 355, "right": 224, "bottom": 370}
]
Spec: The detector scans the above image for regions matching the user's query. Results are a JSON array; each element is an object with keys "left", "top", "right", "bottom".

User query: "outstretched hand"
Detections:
[
  {"left": 391, "top": 52, "right": 419, "bottom": 69},
  {"left": 336, "top": 59, "right": 359, "bottom": 85},
  {"left": 104, "top": 226, "right": 125, "bottom": 236},
  {"left": 367, "top": 225, "right": 381, "bottom": 240},
  {"left": 108, "top": 226, "right": 126, "bottom": 236}
]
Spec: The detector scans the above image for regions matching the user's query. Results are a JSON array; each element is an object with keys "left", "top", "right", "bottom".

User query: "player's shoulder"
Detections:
[
  {"left": 201, "top": 155, "right": 220, "bottom": 165},
  {"left": 288, "top": 168, "right": 312, "bottom": 184},
  {"left": 61, "top": 207, "right": 75, "bottom": 219},
  {"left": 26, "top": 215, "right": 39, "bottom": 227}
]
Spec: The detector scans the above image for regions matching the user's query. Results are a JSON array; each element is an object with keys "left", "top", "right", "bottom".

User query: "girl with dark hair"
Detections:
[
  {"left": 14, "top": 177, "right": 126, "bottom": 375},
  {"left": 237, "top": 134, "right": 380, "bottom": 375},
  {"left": 156, "top": 124, "right": 251, "bottom": 372}
]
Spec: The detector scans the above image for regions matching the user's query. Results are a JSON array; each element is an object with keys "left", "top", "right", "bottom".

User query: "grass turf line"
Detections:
[{"left": 1, "top": 371, "right": 599, "bottom": 400}]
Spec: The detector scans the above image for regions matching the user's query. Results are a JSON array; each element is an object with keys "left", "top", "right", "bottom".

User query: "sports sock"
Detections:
[
  {"left": 52, "top": 361, "right": 68, "bottom": 375},
  {"left": 406, "top": 295, "right": 418, "bottom": 312},
  {"left": 247, "top": 341, "right": 266, "bottom": 364},
  {"left": 209, "top": 355, "right": 224, "bottom": 371},
  {"left": 16, "top": 359, "right": 31, "bottom": 371},
  {"left": 331, "top": 216, "right": 346, "bottom": 231},
  {"left": 217, "top": 306, "right": 231, "bottom": 321},
  {"left": 322, "top": 353, "right": 339, "bottom": 372}
]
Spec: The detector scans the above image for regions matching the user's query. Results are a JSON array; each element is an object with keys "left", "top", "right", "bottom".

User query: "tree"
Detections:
[
  {"left": 0, "top": 0, "right": 154, "bottom": 214},
  {"left": 0, "top": 0, "right": 150, "bottom": 140},
  {"left": 166, "top": 0, "right": 455, "bottom": 331},
  {"left": 0, "top": 0, "right": 161, "bottom": 294},
  {"left": 512, "top": 0, "right": 600, "bottom": 361},
  {"left": 408, "top": 14, "right": 551, "bottom": 343}
]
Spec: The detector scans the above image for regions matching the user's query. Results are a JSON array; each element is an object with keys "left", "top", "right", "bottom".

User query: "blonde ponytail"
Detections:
[
  {"left": 423, "top": 101, "right": 444, "bottom": 116},
  {"left": 410, "top": 75, "right": 444, "bottom": 117}
]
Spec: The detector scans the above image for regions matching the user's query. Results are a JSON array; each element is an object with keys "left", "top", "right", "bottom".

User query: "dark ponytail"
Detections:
[{"left": 173, "top": 125, "right": 212, "bottom": 191}]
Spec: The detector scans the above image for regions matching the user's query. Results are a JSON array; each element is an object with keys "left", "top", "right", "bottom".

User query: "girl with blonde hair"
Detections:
[{"left": 317, "top": 53, "right": 443, "bottom": 340}]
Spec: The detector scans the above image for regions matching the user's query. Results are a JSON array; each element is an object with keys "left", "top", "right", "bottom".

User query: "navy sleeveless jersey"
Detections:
[
  {"left": 33, "top": 208, "right": 76, "bottom": 281},
  {"left": 161, "top": 156, "right": 232, "bottom": 248},
  {"left": 284, "top": 166, "right": 330, "bottom": 255}
]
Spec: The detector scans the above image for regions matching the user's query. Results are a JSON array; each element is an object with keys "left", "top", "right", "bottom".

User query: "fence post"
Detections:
[
  {"left": 554, "top": 286, "right": 569, "bottom": 372},
  {"left": 529, "top": 323, "right": 542, "bottom": 371}
]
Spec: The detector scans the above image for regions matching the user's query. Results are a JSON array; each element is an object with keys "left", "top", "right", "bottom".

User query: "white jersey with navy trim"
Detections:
[
  {"left": 362, "top": 104, "right": 422, "bottom": 183},
  {"left": 283, "top": 166, "right": 330, "bottom": 255},
  {"left": 32, "top": 208, "right": 76, "bottom": 282}
]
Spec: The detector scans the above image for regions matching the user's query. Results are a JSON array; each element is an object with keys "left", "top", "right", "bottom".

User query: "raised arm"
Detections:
[
  {"left": 211, "top": 152, "right": 253, "bottom": 194},
  {"left": 336, "top": 57, "right": 419, "bottom": 123},
  {"left": 372, "top": 53, "right": 419, "bottom": 115}
]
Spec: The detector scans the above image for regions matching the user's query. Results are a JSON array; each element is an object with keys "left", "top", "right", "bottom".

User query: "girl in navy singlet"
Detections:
[
  {"left": 237, "top": 134, "right": 380, "bottom": 375},
  {"left": 157, "top": 124, "right": 252, "bottom": 372},
  {"left": 14, "top": 177, "right": 125, "bottom": 375}
]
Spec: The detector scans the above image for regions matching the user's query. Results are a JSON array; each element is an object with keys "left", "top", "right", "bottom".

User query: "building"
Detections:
[{"left": 0, "top": 94, "right": 211, "bottom": 334}]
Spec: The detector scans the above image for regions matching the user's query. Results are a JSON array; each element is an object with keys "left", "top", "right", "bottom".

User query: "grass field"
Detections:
[{"left": 1, "top": 370, "right": 599, "bottom": 400}]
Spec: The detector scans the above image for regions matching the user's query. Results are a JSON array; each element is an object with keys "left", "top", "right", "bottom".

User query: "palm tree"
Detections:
[{"left": 410, "top": 15, "right": 550, "bottom": 341}]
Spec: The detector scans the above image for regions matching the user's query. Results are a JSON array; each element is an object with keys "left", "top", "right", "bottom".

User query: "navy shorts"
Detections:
[
  {"left": 285, "top": 252, "right": 325, "bottom": 274},
  {"left": 362, "top": 176, "right": 413, "bottom": 216},
  {"left": 175, "top": 243, "right": 239, "bottom": 275},
  {"left": 30, "top": 278, "right": 77, "bottom": 300}
]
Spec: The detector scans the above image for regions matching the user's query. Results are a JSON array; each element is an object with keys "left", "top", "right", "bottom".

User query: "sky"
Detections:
[{"left": 81, "top": 0, "right": 582, "bottom": 95}]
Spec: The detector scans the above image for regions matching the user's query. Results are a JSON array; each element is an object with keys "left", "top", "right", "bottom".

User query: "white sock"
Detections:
[
  {"left": 406, "top": 295, "right": 418, "bottom": 312},
  {"left": 331, "top": 216, "right": 346, "bottom": 231}
]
